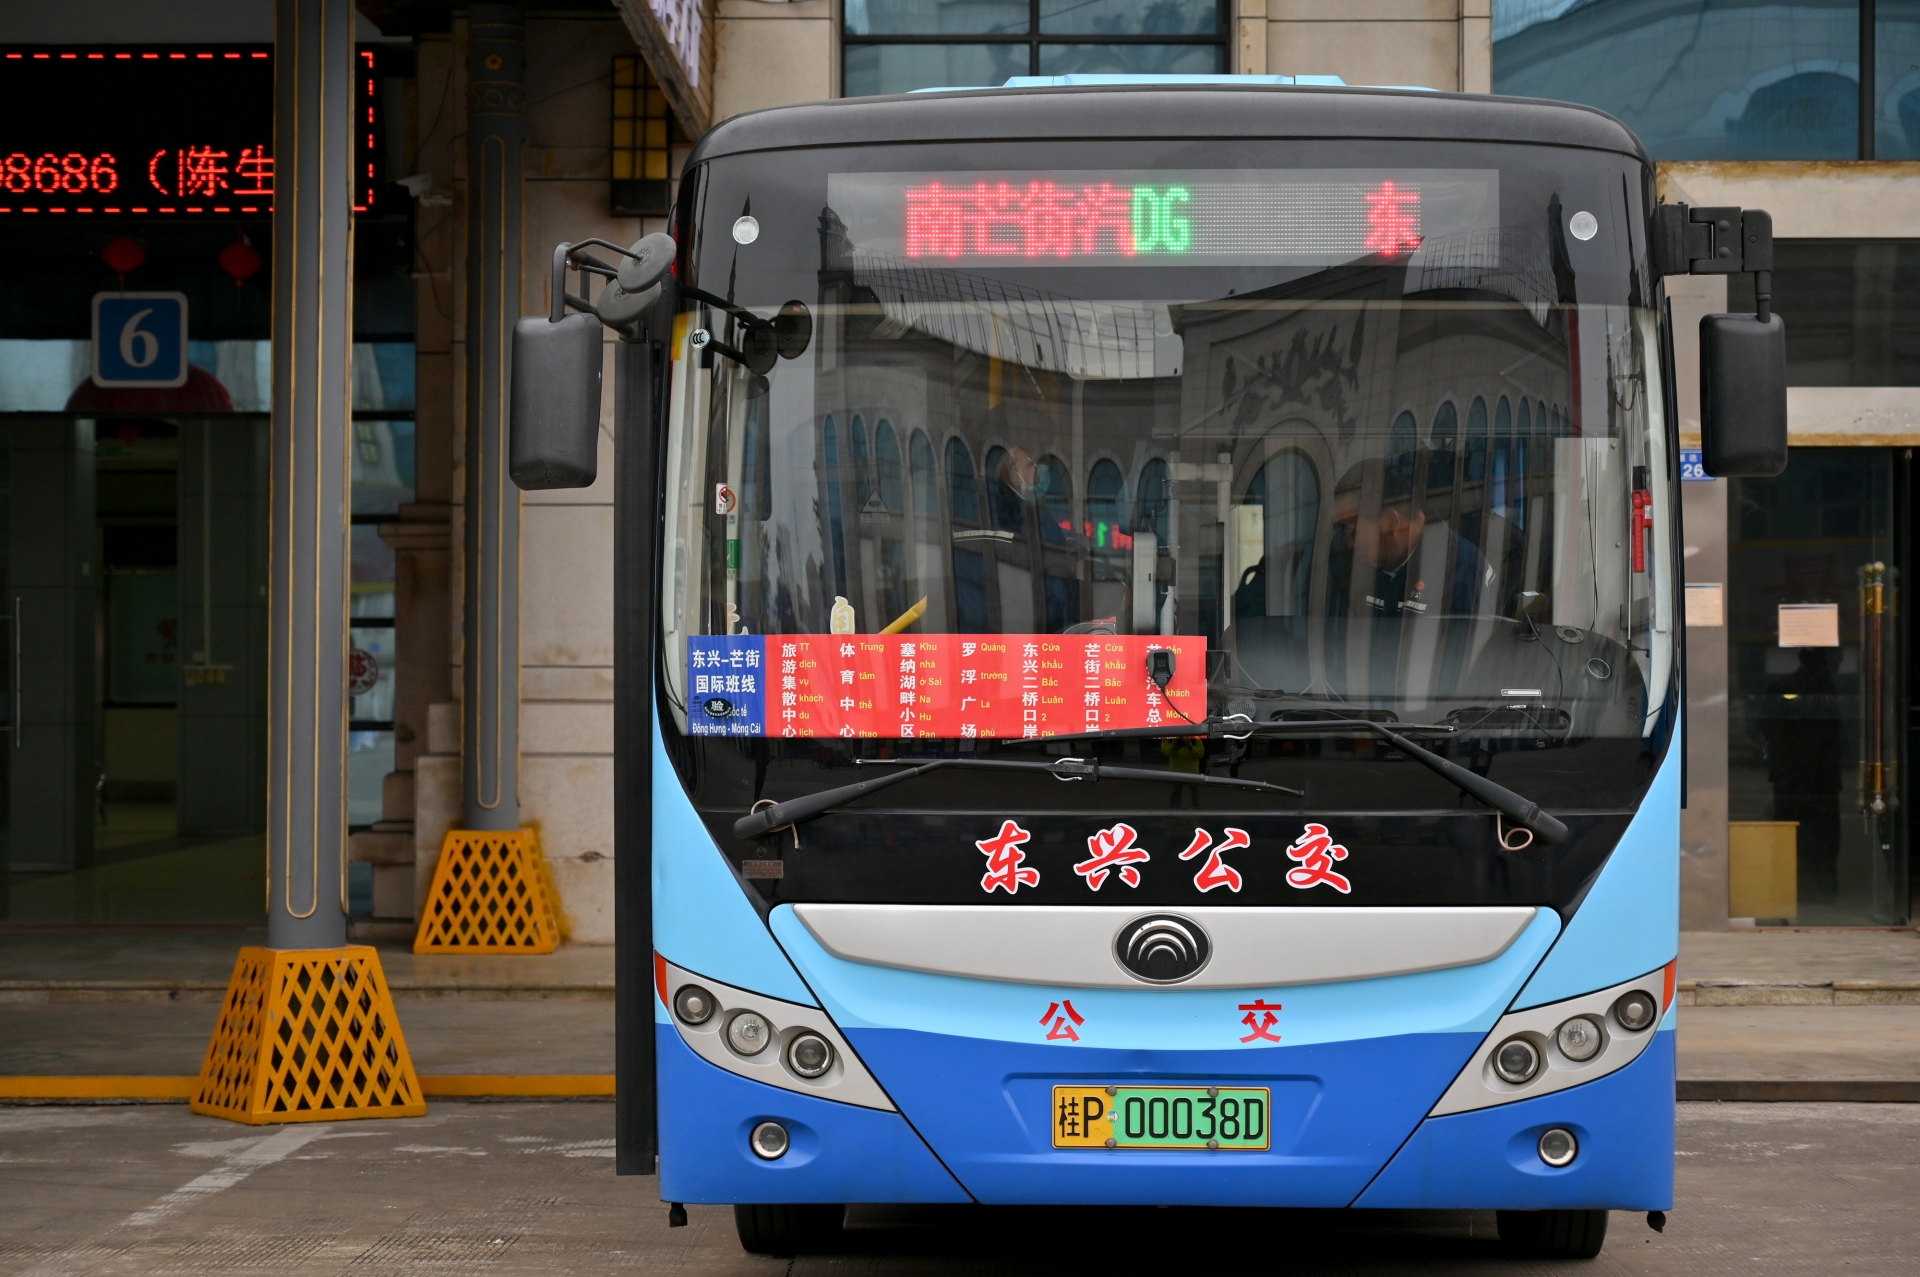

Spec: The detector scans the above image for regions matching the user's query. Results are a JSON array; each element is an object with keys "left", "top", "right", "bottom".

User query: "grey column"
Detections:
[
  {"left": 266, "top": 0, "right": 356, "bottom": 949},
  {"left": 6, "top": 420, "right": 96, "bottom": 874},
  {"left": 462, "top": 3, "right": 525, "bottom": 831}
]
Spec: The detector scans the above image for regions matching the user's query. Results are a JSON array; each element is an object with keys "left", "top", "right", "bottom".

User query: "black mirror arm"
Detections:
[
  {"left": 694, "top": 332, "right": 755, "bottom": 372},
  {"left": 550, "top": 240, "right": 646, "bottom": 323},
  {"left": 681, "top": 284, "right": 767, "bottom": 332},
  {"left": 1653, "top": 203, "right": 1775, "bottom": 320}
]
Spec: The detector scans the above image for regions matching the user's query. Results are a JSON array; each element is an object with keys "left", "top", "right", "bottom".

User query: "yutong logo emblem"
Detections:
[{"left": 1114, "top": 914, "right": 1211, "bottom": 984}]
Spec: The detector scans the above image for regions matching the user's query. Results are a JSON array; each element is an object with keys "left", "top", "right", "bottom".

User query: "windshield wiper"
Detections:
[
  {"left": 1041, "top": 716, "right": 1568, "bottom": 846},
  {"left": 731, "top": 756, "right": 1302, "bottom": 841}
]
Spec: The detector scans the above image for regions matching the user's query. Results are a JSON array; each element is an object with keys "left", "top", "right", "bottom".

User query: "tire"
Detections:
[
  {"left": 1496, "top": 1209, "right": 1610, "bottom": 1259},
  {"left": 732, "top": 1204, "right": 846, "bottom": 1255}
]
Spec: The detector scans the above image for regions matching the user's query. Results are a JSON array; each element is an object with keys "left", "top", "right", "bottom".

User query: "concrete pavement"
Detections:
[{"left": 1, "top": 1101, "right": 1916, "bottom": 1275}]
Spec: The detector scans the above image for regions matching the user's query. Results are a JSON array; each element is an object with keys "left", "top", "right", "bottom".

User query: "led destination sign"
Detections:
[
  {"left": 0, "top": 47, "right": 386, "bottom": 216},
  {"left": 827, "top": 168, "right": 1500, "bottom": 267},
  {"left": 0, "top": 48, "right": 272, "bottom": 216}
]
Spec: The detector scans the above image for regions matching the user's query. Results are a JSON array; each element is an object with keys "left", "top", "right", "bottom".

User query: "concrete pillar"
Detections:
[
  {"left": 177, "top": 420, "right": 270, "bottom": 834},
  {"left": 462, "top": 3, "right": 526, "bottom": 831},
  {"left": 6, "top": 420, "right": 96, "bottom": 873},
  {"left": 265, "top": 0, "right": 356, "bottom": 950},
  {"left": 1237, "top": 0, "right": 1268, "bottom": 75}
]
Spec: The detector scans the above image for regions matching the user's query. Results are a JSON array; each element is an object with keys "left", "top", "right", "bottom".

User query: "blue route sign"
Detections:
[
  {"left": 91, "top": 291, "right": 189, "bottom": 388},
  {"left": 1679, "top": 448, "right": 1714, "bottom": 482}
]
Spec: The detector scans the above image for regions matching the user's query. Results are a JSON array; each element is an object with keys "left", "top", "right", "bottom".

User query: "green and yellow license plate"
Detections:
[{"left": 1051, "top": 1085, "right": 1271, "bottom": 1150}]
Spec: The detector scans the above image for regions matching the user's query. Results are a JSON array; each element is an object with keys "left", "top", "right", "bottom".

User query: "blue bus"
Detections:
[{"left": 513, "top": 78, "right": 1784, "bottom": 1261}]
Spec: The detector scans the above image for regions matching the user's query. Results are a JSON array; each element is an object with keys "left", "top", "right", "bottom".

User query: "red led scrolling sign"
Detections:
[
  {"left": 0, "top": 46, "right": 384, "bottom": 216},
  {"left": 828, "top": 168, "right": 1500, "bottom": 267},
  {"left": 902, "top": 178, "right": 1423, "bottom": 261}
]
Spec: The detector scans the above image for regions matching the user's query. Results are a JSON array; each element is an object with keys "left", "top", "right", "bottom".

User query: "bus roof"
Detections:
[{"left": 685, "top": 84, "right": 1651, "bottom": 171}]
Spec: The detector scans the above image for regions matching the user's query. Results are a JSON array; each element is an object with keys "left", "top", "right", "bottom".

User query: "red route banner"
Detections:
[{"left": 767, "top": 633, "right": 1205, "bottom": 739}]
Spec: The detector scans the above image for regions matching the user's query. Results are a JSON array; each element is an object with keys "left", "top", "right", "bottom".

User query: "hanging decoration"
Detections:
[
  {"left": 101, "top": 235, "right": 145, "bottom": 284},
  {"left": 219, "top": 233, "right": 262, "bottom": 313}
]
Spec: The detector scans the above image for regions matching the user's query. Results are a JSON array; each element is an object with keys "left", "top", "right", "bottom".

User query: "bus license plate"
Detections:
[{"left": 1050, "top": 1085, "right": 1271, "bottom": 1150}]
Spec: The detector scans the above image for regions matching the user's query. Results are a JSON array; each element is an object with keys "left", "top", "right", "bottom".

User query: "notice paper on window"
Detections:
[
  {"left": 1777, "top": 603, "right": 1840, "bottom": 648},
  {"left": 1684, "top": 584, "right": 1724, "bottom": 628}
]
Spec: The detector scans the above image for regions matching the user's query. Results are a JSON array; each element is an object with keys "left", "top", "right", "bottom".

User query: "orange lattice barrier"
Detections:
[
  {"left": 192, "top": 945, "right": 425, "bottom": 1125},
  {"left": 412, "top": 829, "right": 562, "bottom": 954}
]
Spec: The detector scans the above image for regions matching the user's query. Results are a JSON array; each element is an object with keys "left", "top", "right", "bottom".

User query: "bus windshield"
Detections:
[{"left": 662, "top": 138, "right": 1673, "bottom": 816}]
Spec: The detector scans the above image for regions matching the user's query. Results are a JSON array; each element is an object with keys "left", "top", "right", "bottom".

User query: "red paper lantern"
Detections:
[
  {"left": 219, "top": 237, "right": 263, "bottom": 284},
  {"left": 101, "top": 235, "right": 145, "bottom": 278}
]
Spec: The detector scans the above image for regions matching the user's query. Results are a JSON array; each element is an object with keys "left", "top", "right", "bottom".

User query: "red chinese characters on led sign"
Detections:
[
  {"left": 1, "top": 153, "right": 119, "bottom": 196},
  {"left": 895, "top": 176, "right": 1424, "bottom": 261},
  {"left": 146, "top": 146, "right": 274, "bottom": 200},
  {"left": 0, "top": 45, "right": 387, "bottom": 217},
  {"left": 1363, "top": 179, "right": 1421, "bottom": 257},
  {"left": 907, "top": 181, "right": 1137, "bottom": 259}
]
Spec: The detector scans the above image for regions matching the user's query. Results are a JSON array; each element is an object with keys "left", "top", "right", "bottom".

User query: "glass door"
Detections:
[{"left": 1727, "top": 448, "right": 1909, "bottom": 925}]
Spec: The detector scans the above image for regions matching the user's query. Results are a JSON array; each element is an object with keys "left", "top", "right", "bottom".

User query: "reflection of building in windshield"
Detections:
[
  {"left": 732, "top": 218, "right": 1658, "bottom": 732},
  {"left": 819, "top": 202, "right": 1164, "bottom": 380}
]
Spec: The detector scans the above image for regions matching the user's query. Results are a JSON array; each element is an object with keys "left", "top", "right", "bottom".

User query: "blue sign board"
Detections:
[
  {"left": 1679, "top": 448, "right": 1714, "bottom": 482},
  {"left": 687, "top": 635, "right": 767, "bottom": 736},
  {"left": 91, "top": 291, "right": 189, "bottom": 388}
]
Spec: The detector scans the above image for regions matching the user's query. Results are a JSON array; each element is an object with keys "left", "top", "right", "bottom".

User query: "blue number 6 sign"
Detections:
[{"left": 92, "top": 291, "right": 189, "bottom": 388}]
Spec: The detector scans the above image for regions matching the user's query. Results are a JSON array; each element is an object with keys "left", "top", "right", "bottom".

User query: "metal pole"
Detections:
[
  {"left": 464, "top": 3, "right": 526, "bottom": 831},
  {"left": 1862, "top": 0, "right": 1877, "bottom": 161},
  {"left": 266, "top": 0, "right": 354, "bottom": 950},
  {"left": 614, "top": 332, "right": 659, "bottom": 1172}
]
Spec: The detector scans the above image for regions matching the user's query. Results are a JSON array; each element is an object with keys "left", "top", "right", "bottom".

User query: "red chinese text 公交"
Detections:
[
  {"left": 1283, "top": 823, "right": 1353, "bottom": 893},
  {"left": 1040, "top": 998, "right": 1085, "bottom": 1042}
]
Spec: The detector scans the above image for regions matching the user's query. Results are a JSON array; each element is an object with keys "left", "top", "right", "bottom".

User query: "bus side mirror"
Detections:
[
  {"left": 1657, "top": 204, "right": 1788, "bottom": 478},
  {"left": 1700, "top": 312, "right": 1787, "bottom": 477},
  {"left": 510, "top": 311, "right": 604, "bottom": 490}
]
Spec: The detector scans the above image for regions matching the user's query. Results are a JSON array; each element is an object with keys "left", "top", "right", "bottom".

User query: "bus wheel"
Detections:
[
  {"left": 1496, "top": 1209, "right": 1609, "bottom": 1258},
  {"left": 733, "top": 1204, "right": 846, "bottom": 1255}
]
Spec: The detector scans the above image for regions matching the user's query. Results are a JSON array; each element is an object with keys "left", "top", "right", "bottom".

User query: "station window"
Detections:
[
  {"left": 843, "top": 0, "right": 1228, "bottom": 97},
  {"left": 1729, "top": 240, "right": 1920, "bottom": 386},
  {"left": 1494, "top": 0, "right": 1920, "bottom": 159},
  {"left": 611, "top": 54, "right": 676, "bottom": 217}
]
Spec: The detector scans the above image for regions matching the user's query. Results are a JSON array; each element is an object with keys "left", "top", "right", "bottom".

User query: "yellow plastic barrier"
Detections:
[
  {"left": 413, "top": 829, "right": 563, "bottom": 954},
  {"left": 1, "top": 1074, "right": 613, "bottom": 1102},
  {"left": 191, "top": 945, "right": 426, "bottom": 1125}
]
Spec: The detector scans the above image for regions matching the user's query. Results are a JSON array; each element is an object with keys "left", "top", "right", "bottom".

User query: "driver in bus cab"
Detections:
[{"left": 1328, "top": 450, "right": 1497, "bottom": 623}]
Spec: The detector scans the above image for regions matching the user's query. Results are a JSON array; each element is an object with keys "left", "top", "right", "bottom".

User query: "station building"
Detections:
[{"left": 0, "top": 0, "right": 1912, "bottom": 939}]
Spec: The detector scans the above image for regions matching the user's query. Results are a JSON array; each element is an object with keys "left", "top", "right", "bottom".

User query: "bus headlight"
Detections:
[
  {"left": 1555, "top": 1016, "right": 1603, "bottom": 1062},
  {"left": 1537, "top": 1127, "right": 1578, "bottom": 1167},
  {"left": 786, "top": 1032, "right": 834, "bottom": 1078},
  {"left": 727, "top": 1010, "right": 774, "bottom": 1056},
  {"left": 1492, "top": 1035, "right": 1541, "bottom": 1084},
  {"left": 673, "top": 984, "right": 716, "bottom": 1025},
  {"left": 1612, "top": 989, "right": 1658, "bottom": 1032}
]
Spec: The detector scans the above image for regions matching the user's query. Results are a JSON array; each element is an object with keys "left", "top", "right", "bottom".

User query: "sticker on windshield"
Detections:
[
  {"left": 687, "top": 633, "right": 1203, "bottom": 739},
  {"left": 687, "top": 636, "right": 765, "bottom": 736}
]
